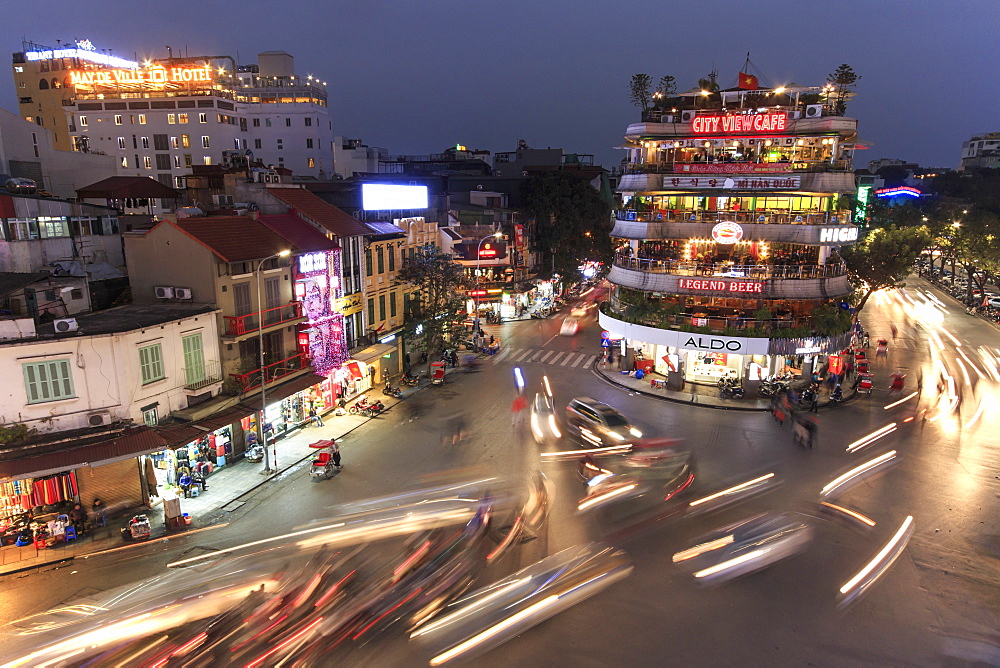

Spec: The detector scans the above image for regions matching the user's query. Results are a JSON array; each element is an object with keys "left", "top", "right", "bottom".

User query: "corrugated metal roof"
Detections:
[
  {"left": 173, "top": 216, "right": 300, "bottom": 262},
  {"left": 0, "top": 428, "right": 168, "bottom": 481},
  {"left": 365, "top": 221, "right": 406, "bottom": 237},
  {"left": 266, "top": 188, "right": 371, "bottom": 237}
]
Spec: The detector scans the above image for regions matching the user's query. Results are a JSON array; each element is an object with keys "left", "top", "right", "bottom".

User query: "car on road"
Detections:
[
  {"left": 570, "top": 305, "right": 588, "bottom": 317},
  {"left": 988, "top": 297, "right": 1000, "bottom": 308},
  {"left": 529, "top": 392, "right": 562, "bottom": 444},
  {"left": 565, "top": 397, "right": 642, "bottom": 447},
  {"left": 560, "top": 317, "right": 581, "bottom": 336}
]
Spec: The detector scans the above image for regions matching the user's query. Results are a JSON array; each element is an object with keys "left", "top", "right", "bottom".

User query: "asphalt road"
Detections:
[{"left": 2, "top": 278, "right": 998, "bottom": 666}]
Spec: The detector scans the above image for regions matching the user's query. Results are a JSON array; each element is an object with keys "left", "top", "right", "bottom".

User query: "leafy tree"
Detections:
[
  {"left": 394, "top": 244, "right": 468, "bottom": 367},
  {"left": 841, "top": 225, "right": 931, "bottom": 312},
  {"left": 521, "top": 171, "right": 612, "bottom": 282},
  {"left": 654, "top": 75, "right": 677, "bottom": 106},
  {"left": 827, "top": 64, "right": 860, "bottom": 115},
  {"left": 629, "top": 73, "right": 652, "bottom": 110}
]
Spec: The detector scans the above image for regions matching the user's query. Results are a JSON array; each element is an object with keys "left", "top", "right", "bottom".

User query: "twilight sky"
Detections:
[{"left": 5, "top": 0, "right": 998, "bottom": 172}]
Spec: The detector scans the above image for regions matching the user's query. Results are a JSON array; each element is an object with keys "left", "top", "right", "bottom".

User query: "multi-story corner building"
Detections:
[
  {"left": 11, "top": 40, "right": 333, "bottom": 193},
  {"left": 959, "top": 132, "right": 1000, "bottom": 171},
  {"left": 603, "top": 80, "right": 862, "bottom": 386}
]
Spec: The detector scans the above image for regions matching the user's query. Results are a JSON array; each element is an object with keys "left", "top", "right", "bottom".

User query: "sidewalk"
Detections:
[
  {"left": 593, "top": 362, "right": 858, "bottom": 412},
  {"left": 0, "top": 383, "right": 418, "bottom": 577}
]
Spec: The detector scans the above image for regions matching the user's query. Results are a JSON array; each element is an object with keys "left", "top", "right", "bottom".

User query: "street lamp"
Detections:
[
  {"left": 474, "top": 232, "right": 503, "bottom": 332},
  {"left": 257, "top": 249, "right": 291, "bottom": 475}
]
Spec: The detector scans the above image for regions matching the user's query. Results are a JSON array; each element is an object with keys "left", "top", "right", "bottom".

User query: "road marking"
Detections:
[
  {"left": 560, "top": 353, "right": 575, "bottom": 366},
  {"left": 511, "top": 349, "right": 532, "bottom": 362},
  {"left": 550, "top": 352, "right": 565, "bottom": 364},
  {"left": 539, "top": 350, "right": 555, "bottom": 363},
  {"left": 571, "top": 354, "right": 587, "bottom": 368},
  {"left": 531, "top": 349, "right": 545, "bottom": 362},
  {"left": 492, "top": 348, "right": 512, "bottom": 364}
]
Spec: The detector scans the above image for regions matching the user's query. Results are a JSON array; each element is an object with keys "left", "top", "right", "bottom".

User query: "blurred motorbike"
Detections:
[{"left": 383, "top": 384, "right": 403, "bottom": 398}]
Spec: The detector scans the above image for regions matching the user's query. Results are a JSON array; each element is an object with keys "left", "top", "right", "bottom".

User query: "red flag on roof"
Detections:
[{"left": 738, "top": 72, "right": 758, "bottom": 90}]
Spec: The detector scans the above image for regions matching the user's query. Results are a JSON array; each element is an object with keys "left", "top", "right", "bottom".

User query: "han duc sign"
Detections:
[
  {"left": 70, "top": 65, "right": 214, "bottom": 87},
  {"left": 678, "top": 278, "right": 763, "bottom": 294},
  {"left": 691, "top": 112, "right": 787, "bottom": 135}
]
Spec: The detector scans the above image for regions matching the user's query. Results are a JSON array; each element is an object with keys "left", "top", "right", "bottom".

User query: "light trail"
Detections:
[
  {"left": 883, "top": 393, "right": 917, "bottom": 410},
  {"left": 688, "top": 473, "right": 775, "bottom": 507},
  {"left": 821, "top": 451, "right": 897, "bottom": 498},
  {"left": 846, "top": 424, "right": 898, "bottom": 453}
]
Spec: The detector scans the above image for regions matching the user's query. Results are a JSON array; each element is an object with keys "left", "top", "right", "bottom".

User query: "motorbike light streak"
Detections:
[
  {"left": 883, "top": 392, "right": 917, "bottom": 410},
  {"left": 838, "top": 516, "right": 914, "bottom": 609},
  {"left": 821, "top": 451, "right": 897, "bottom": 498},
  {"left": 688, "top": 473, "right": 775, "bottom": 507},
  {"left": 577, "top": 483, "right": 637, "bottom": 511},
  {"left": 819, "top": 502, "right": 876, "bottom": 527},
  {"left": 672, "top": 535, "right": 734, "bottom": 563},
  {"left": 846, "top": 423, "right": 897, "bottom": 452},
  {"left": 692, "top": 549, "right": 765, "bottom": 579}
]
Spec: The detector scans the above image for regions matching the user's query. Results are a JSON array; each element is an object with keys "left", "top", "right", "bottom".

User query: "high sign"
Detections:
[
  {"left": 663, "top": 176, "right": 800, "bottom": 190},
  {"left": 711, "top": 222, "right": 744, "bottom": 244},
  {"left": 691, "top": 112, "right": 787, "bottom": 135},
  {"left": 818, "top": 227, "right": 859, "bottom": 243},
  {"left": 678, "top": 278, "right": 764, "bottom": 294},
  {"left": 70, "top": 65, "right": 214, "bottom": 86}
]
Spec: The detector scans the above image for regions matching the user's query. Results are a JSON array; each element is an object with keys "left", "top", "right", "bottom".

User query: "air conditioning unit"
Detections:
[
  {"left": 154, "top": 286, "right": 174, "bottom": 299},
  {"left": 786, "top": 110, "right": 802, "bottom": 120},
  {"left": 54, "top": 318, "right": 79, "bottom": 333},
  {"left": 680, "top": 110, "right": 698, "bottom": 123},
  {"left": 174, "top": 287, "right": 193, "bottom": 300},
  {"left": 805, "top": 104, "right": 823, "bottom": 118},
  {"left": 213, "top": 194, "right": 234, "bottom": 207},
  {"left": 87, "top": 411, "right": 111, "bottom": 427},
  {"left": 661, "top": 115, "right": 674, "bottom": 123}
]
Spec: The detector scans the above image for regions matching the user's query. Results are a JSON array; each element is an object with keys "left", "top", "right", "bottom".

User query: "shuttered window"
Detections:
[
  {"left": 182, "top": 333, "right": 205, "bottom": 386},
  {"left": 138, "top": 343, "right": 164, "bottom": 384},
  {"left": 23, "top": 359, "right": 75, "bottom": 403}
]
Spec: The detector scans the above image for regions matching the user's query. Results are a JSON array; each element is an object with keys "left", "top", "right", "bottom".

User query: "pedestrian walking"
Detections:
[
  {"left": 810, "top": 391, "right": 819, "bottom": 413},
  {"left": 330, "top": 439, "right": 341, "bottom": 468},
  {"left": 890, "top": 323, "right": 898, "bottom": 341}
]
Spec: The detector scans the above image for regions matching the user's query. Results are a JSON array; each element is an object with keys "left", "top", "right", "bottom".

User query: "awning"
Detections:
[
  {"left": 351, "top": 343, "right": 395, "bottom": 364},
  {"left": 0, "top": 428, "right": 168, "bottom": 482},
  {"left": 241, "top": 373, "right": 327, "bottom": 411},
  {"left": 154, "top": 403, "right": 258, "bottom": 449}
]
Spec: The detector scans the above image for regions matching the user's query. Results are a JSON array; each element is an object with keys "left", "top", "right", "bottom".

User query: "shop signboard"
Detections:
[
  {"left": 818, "top": 227, "right": 859, "bottom": 243},
  {"left": 598, "top": 310, "right": 769, "bottom": 356},
  {"left": 678, "top": 278, "right": 764, "bottom": 294},
  {"left": 711, "top": 222, "right": 744, "bottom": 244},
  {"left": 663, "top": 175, "right": 801, "bottom": 190},
  {"left": 678, "top": 163, "right": 789, "bottom": 174},
  {"left": 691, "top": 112, "right": 788, "bottom": 135},
  {"left": 335, "top": 294, "right": 363, "bottom": 317},
  {"left": 70, "top": 65, "right": 215, "bottom": 87},
  {"left": 514, "top": 224, "right": 525, "bottom": 248}
]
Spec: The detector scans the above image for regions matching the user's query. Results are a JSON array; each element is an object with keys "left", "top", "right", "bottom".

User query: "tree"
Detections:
[
  {"left": 629, "top": 73, "right": 652, "bottom": 111},
  {"left": 827, "top": 64, "right": 860, "bottom": 115},
  {"left": 655, "top": 75, "right": 677, "bottom": 99},
  {"left": 394, "top": 244, "right": 468, "bottom": 367},
  {"left": 521, "top": 171, "right": 612, "bottom": 282},
  {"left": 841, "top": 225, "right": 931, "bottom": 312}
]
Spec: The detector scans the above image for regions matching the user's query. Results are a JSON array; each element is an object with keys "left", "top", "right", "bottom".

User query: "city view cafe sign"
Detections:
[
  {"left": 691, "top": 112, "right": 787, "bottom": 135},
  {"left": 70, "top": 64, "right": 215, "bottom": 87}
]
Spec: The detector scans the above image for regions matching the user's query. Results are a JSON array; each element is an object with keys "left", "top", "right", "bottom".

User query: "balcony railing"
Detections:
[
  {"left": 224, "top": 302, "right": 303, "bottom": 337},
  {"left": 613, "top": 255, "right": 847, "bottom": 280},
  {"left": 230, "top": 352, "right": 309, "bottom": 394},
  {"left": 183, "top": 360, "right": 223, "bottom": 391},
  {"left": 615, "top": 210, "right": 846, "bottom": 226}
]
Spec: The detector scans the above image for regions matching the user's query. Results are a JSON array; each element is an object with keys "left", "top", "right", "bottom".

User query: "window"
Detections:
[
  {"left": 285, "top": 118, "right": 291, "bottom": 127},
  {"left": 143, "top": 156, "right": 152, "bottom": 169},
  {"left": 365, "top": 249, "right": 373, "bottom": 277},
  {"left": 377, "top": 246, "right": 384, "bottom": 274},
  {"left": 306, "top": 138, "right": 314, "bottom": 149},
  {"left": 174, "top": 175, "right": 184, "bottom": 188},
  {"left": 388, "top": 246, "right": 395, "bottom": 272},
  {"left": 254, "top": 139, "right": 262, "bottom": 149},
  {"left": 253, "top": 118, "right": 260, "bottom": 127},
  {"left": 184, "top": 154, "right": 193, "bottom": 167},
  {"left": 173, "top": 155, "right": 181, "bottom": 168},
  {"left": 178, "top": 113, "right": 189, "bottom": 124},
  {"left": 155, "top": 154, "right": 171, "bottom": 170},
  {"left": 170, "top": 136, "right": 179, "bottom": 149},
  {"left": 79, "top": 115, "right": 88, "bottom": 127},
  {"left": 201, "top": 136, "right": 210, "bottom": 148},
  {"left": 378, "top": 295, "right": 386, "bottom": 321},
  {"left": 23, "top": 359, "right": 75, "bottom": 404},
  {"left": 142, "top": 407, "right": 158, "bottom": 427},
  {"left": 265, "top": 118, "right": 272, "bottom": 127},
  {"left": 277, "top": 139, "right": 283, "bottom": 149},
  {"left": 114, "top": 114, "right": 123, "bottom": 125},
  {"left": 389, "top": 291, "right": 397, "bottom": 317},
  {"left": 203, "top": 156, "right": 212, "bottom": 165},
  {"left": 307, "top": 157, "right": 315, "bottom": 168},
  {"left": 138, "top": 343, "right": 164, "bottom": 384},
  {"left": 182, "top": 333, "right": 206, "bottom": 387},
  {"left": 305, "top": 117, "right": 312, "bottom": 127},
  {"left": 153, "top": 134, "right": 168, "bottom": 150},
  {"left": 141, "top": 136, "right": 150, "bottom": 149},
  {"left": 70, "top": 288, "right": 83, "bottom": 300},
  {"left": 234, "top": 138, "right": 241, "bottom": 150},
  {"left": 199, "top": 113, "right": 207, "bottom": 123},
  {"left": 167, "top": 113, "right": 176, "bottom": 124},
  {"left": 181, "top": 134, "right": 190, "bottom": 148},
  {"left": 38, "top": 218, "right": 69, "bottom": 238},
  {"left": 138, "top": 114, "right": 147, "bottom": 124},
  {"left": 367, "top": 298, "right": 375, "bottom": 323},
  {"left": 121, "top": 156, "right": 128, "bottom": 168},
  {"left": 117, "top": 136, "right": 125, "bottom": 149}
]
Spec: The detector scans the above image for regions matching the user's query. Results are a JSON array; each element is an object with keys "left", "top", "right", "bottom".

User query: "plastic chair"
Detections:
[{"left": 64, "top": 525, "right": 77, "bottom": 542}]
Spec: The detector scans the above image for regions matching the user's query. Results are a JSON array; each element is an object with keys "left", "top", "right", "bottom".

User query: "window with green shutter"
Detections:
[
  {"left": 22, "top": 359, "right": 76, "bottom": 404},
  {"left": 182, "top": 333, "right": 205, "bottom": 386},
  {"left": 138, "top": 343, "right": 164, "bottom": 384}
]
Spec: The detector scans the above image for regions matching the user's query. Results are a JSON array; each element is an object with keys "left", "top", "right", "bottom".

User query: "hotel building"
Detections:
[{"left": 603, "top": 81, "right": 862, "bottom": 386}]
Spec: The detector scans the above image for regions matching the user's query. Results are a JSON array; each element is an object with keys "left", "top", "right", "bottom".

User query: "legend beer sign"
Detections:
[
  {"left": 691, "top": 112, "right": 787, "bottom": 135},
  {"left": 70, "top": 65, "right": 214, "bottom": 87},
  {"left": 678, "top": 278, "right": 764, "bottom": 294}
]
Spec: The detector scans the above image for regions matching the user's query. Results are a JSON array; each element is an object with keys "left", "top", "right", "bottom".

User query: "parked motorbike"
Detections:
[
  {"left": 382, "top": 384, "right": 402, "bottom": 398},
  {"left": 400, "top": 373, "right": 420, "bottom": 387},
  {"left": 718, "top": 378, "right": 745, "bottom": 400},
  {"left": 245, "top": 443, "right": 265, "bottom": 463},
  {"left": 350, "top": 395, "right": 385, "bottom": 416}
]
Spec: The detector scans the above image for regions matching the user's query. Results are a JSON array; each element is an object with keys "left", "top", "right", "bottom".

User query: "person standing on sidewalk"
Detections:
[{"left": 330, "top": 439, "right": 342, "bottom": 468}]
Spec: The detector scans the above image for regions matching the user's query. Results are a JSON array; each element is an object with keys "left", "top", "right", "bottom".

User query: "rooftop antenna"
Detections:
[{"left": 166, "top": 45, "right": 173, "bottom": 59}]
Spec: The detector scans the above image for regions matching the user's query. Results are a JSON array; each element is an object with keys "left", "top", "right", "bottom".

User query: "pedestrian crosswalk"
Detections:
[{"left": 491, "top": 347, "right": 596, "bottom": 368}]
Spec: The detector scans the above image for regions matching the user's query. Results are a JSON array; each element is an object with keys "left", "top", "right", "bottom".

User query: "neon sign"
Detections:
[
  {"left": 25, "top": 47, "right": 138, "bottom": 70},
  {"left": 874, "top": 186, "right": 920, "bottom": 199},
  {"left": 678, "top": 278, "right": 764, "bottom": 293},
  {"left": 819, "top": 227, "right": 859, "bottom": 243},
  {"left": 691, "top": 112, "right": 787, "bottom": 134},
  {"left": 70, "top": 65, "right": 214, "bottom": 87}
]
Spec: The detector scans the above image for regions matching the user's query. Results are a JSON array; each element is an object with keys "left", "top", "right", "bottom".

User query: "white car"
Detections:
[
  {"left": 529, "top": 393, "right": 562, "bottom": 444},
  {"left": 988, "top": 297, "right": 1000, "bottom": 308},
  {"left": 560, "top": 317, "right": 580, "bottom": 336}
]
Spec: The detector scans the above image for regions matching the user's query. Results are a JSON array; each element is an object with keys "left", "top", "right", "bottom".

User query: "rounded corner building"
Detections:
[{"left": 602, "top": 78, "right": 862, "bottom": 388}]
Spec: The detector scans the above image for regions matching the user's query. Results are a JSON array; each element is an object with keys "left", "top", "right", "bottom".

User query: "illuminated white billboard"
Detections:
[{"left": 362, "top": 184, "right": 428, "bottom": 210}]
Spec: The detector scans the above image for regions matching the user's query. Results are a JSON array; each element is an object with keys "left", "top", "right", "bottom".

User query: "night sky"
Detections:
[{"left": 5, "top": 1, "right": 999, "bottom": 172}]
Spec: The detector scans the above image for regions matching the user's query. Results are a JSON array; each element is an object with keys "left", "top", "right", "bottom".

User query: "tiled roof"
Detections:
[
  {"left": 266, "top": 187, "right": 371, "bottom": 237},
  {"left": 172, "top": 216, "right": 299, "bottom": 262},
  {"left": 258, "top": 213, "right": 340, "bottom": 253},
  {"left": 77, "top": 176, "right": 180, "bottom": 199}
]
